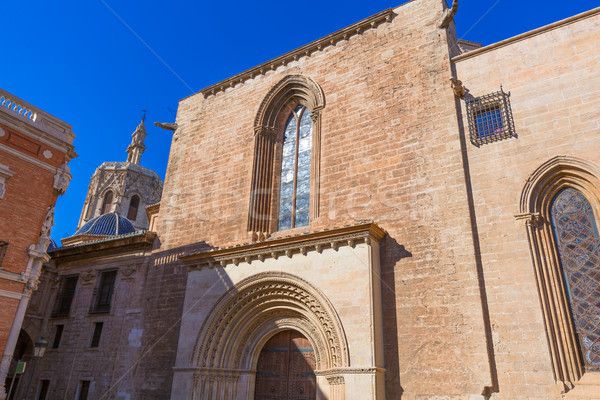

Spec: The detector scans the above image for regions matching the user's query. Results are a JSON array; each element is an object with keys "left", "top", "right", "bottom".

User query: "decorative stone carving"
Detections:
[
  {"left": 326, "top": 376, "right": 345, "bottom": 385},
  {"left": 154, "top": 122, "right": 178, "bottom": 131},
  {"left": 439, "top": 0, "right": 458, "bottom": 29},
  {"left": 450, "top": 77, "right": 466, "bottom": 98},
  {"left": 182, "top": 222, "right": 385, "bottom": 270},
  {"left": 189, "top": 272, "right": 351, "bottom": 400},
  {"left": 53, "top": 162, "right": 72, "bottom": 195},
  {"left": 42, "top": 149, "right": 53, "bottom": 159},
  {"left": 192, "top": 272, "right": 349, "bottom": 370},
  {"left": 81, "top": 270, "right": 96, "bottom": 282},
  {"left": 120, "top": 264, "right": 138, "bottom": 278}
]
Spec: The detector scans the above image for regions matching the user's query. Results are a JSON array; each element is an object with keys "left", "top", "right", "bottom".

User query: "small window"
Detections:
[
  {"left": 127, "top": 195, "right": 140, "bottom": 221},
  {"left": 78, "top": 380, "right": 90, "bottom": 400},
  {"left": 90, "top": 322, "right": 103, "bottom": 348},
  {"left": 37, "top": 380, "right": 50, "bottom": 400},
  {"left": 52, "top": 325, "right": 64, "bottom": 349},
  {"left": 0, "top": 241, "right": 8, "bottom": 268},
  {"left": 90, "top": 270, "right": 117, "bottom": 314},
  {"left": 466, "top": 87, "right": 515, "bottom": 146},
  {"left": 101, "top": 191, "right": 113, "bottom": 214},
  {"left": 51, "top": 275, "right": 79, "bottom": 318}
]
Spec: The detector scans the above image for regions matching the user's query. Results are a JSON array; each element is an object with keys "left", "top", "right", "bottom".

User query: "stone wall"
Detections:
[
  {"left": 157, "top": 0, "right": 493, "bottom": 397},
  {"left": 453, "top": 9, "right": 600, "bottom": 399}
]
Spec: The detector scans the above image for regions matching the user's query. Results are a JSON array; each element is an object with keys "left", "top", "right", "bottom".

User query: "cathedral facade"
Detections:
[{"left": 17, "top": 0, "right": 600, "bottom": 399}]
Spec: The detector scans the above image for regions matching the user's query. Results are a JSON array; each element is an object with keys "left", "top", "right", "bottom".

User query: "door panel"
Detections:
[{"left": 254, "top": 330, "right": 316, "bottom": 400}]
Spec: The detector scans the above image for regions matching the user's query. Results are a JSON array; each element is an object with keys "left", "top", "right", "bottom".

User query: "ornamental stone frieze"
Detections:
[{"left": 180, "top": 221, "right": 386, "bottom": 270}]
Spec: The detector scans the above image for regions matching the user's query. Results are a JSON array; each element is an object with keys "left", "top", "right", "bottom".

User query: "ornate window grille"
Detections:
[
  {"left": 89, "top": 270, "right": 117, "bottom": 314},
  {"left": 51, "top": 275, "right": 79, "bottom": 318},
  {"left": 550, "top": 188, "right": 600, "bottom": 371},
  {"left": 278, "top": 106, "right": 312, "bottom": 231},
  {"left": 466, "top": 87, "right": 515, "bottom": 146},
  {"left": 0, "top": 241, "right": 8, "bottom": 267}
]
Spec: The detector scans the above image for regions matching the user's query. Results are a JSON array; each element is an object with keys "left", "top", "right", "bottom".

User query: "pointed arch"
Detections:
[
  {"left": 517, "top": 156, "right": 600, "bottom": 388},
  {"left": 248, "top": 75, "right": 325, "bottom": 238}
]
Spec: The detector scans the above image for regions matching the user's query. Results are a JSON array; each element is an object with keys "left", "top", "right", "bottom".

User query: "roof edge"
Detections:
[
  {"left": 452, "top": 6, "right": 600, "bottom": 63},
  {"left": 181, "top": 8, "right": 395, "bottom": 101}
]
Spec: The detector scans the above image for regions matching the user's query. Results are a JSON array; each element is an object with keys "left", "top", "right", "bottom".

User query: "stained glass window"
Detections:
[
  {"left": 278, "top": 105, "right": 311, "bottom": 231},
  {"left": 551, "top": 188, "right": 600, "bottom": 371}
]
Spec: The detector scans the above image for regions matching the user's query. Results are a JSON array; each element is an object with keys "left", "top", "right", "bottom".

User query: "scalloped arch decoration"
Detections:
[
  {"left": 254, "top": 75, "right": 325, "bottom": 130},
  {"left": 191, "top": 271, "right": 349, "bottom": 372}
]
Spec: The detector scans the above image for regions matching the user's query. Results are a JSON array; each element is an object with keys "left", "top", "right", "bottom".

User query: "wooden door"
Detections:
[{"left": 254, "top": 330, "right": 316, "bottom": 400}]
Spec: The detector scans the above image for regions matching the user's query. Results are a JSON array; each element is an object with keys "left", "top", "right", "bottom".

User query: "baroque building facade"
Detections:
[
  {"left": 0, "top": 88, "right": 75, "bottom": 400},
  {"left": 17, "top": 1, "right": 600, "bottom": 399}
]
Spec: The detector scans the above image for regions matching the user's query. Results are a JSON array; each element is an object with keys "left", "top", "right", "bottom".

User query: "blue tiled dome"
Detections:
[
  {"left": 74, "top": 213, "right": 136, "bottom": 237},
  {"left": 47, "top": 238, "right": 59, "bottom": 251}
]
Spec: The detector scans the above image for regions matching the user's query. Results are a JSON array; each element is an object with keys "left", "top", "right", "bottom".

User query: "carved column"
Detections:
[
  {"left": 515, "top": 212, "right": 582, "bottom": 390},
  {"left": 310, "top": 108, "right": 323, "bottom": 221},
  {"left": 327, "top": 375, "right": 345, "bottom": 400},
  {"left": 248, "top": 126, "right": 276, "bottom": 237}
]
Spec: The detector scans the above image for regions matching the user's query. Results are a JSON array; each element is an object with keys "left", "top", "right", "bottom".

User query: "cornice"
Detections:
[
  {"left": 51, "top": 231, "right": 156, "bottom": 263},
  {"left": 0, "top": 269, "right": 26, "bottom": 284},
  {"left": 180, "top": 221, "right": 386, "bottom": 270},
  {"left": 0, "top": 143, "right": 58, "bottom": 173},
  {"left": 196, "top": 9, "right": 394, "bottom": 99},
  {"left": 452, "top": 6, "right": 600, "bottom": 63}
]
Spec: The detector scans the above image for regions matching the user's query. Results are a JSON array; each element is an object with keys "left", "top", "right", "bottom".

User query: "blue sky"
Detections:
[{"left": 1, "top": 0, "right": 598, "bottom": 241}]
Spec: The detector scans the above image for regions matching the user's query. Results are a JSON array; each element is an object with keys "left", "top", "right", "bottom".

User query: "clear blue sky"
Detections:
[{"left": 1, "top": 0, "right": 598, "bottom": 241}]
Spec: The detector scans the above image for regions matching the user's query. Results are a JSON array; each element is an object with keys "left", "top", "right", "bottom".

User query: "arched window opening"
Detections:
[
  {"left": 127, "top": 195, "right": 140, "bottom": 221},
  {"left": 550, "top": 188, "right": 600, "bottom": 371},
  {"left": 278, "top": 106, "right": 312, "bottom": 230},
  {"left": 101, "top": 191, "right": 113, "bottom": 215},
  {"left": 247, "top": 75, "right": 325, "bottom": 238}
]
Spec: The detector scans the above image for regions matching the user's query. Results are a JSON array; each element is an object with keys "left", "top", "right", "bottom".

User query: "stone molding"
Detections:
[
  {"left": 198, "top": 8, "right": 393, "bottom": 98},
  {"left": 452, "top": 6, "right": 600, "bottom": 62},
  {"left": 516, "top": 156, "right": 600, "bottom": 389},
  {"left": 181, "top": 222, "right": 386, "bottom": 270},
  {"left": 188, "top": 271, "right": 352, "bottom": 399},
  {"left": 248, "top": 74, "right": 326, "bottom": 235}
]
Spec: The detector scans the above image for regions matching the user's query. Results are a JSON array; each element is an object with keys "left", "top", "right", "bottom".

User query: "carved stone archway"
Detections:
[{"left": 190, "top": 272, "right": 349, "bottom": 400}]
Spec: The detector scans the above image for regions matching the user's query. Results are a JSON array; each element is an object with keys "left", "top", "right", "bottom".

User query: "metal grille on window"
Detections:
[
  {"left": 278, "top": 106, "right": 312, "bottom": 231},
  {"left": 0, "top": 241, "right": 8, "bottom": 267},
  {"left": 550, "top": 188, "right": 600, "bottom": 371},
  {"left": 465, "top": 87, "right": 515, "bottom": 146},
  {"left": 51, "top": 275, "right": 79, "bottom": 318},
  {"left": 89, "top": 270, "right": 117, "bottom": 314}
]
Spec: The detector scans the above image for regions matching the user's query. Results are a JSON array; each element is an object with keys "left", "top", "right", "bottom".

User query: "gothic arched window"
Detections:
[
  {"left": 278, "top": 106, "right": 312, "bottom": 230},
  {"left": 101, "top": 191, "right": 113, "bottom": 215},
  {"left": 550, "top": 188, "right": 600, "bottom": 371},
  {"left": 247, "top": 75, "right": 325, "bottom": 239},
  {"left": 127, "top": 195, "right": 140, "bottom": 221}
]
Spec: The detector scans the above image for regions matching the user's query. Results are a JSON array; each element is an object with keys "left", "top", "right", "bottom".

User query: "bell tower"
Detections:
[{"left": 77, "top": 115, "right": 163, "bottom": 231}]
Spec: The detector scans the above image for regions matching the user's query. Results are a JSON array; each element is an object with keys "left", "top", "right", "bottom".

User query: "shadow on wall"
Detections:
[{"left": 381, "top": 235, "right": 412, "bottom": 399}]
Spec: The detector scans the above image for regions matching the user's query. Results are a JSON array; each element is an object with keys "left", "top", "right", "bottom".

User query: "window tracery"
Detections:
[
  {"left": 518, "top": 156, "right": 600, "bottom": 388},
  {"left": 550, "top": 188, "right": 600, "bottom": 371}
]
